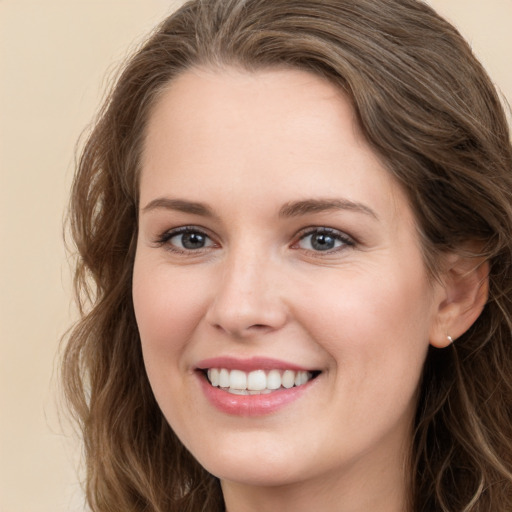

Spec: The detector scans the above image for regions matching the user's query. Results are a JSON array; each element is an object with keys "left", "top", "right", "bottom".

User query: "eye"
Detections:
[
  {"left": 157, "top": 227, "right": 215, "bottom": 252},
  {"left": 295, "top": 228, "right": 354, "bottom": 252}
]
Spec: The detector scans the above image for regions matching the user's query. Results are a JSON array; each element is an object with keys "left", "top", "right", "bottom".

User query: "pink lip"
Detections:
[
  {"left": 197, "top": 373, "right": 316, "bottom": 416},
  {"left": 196, "top": 356, "right": 310, "bottom": 372}
]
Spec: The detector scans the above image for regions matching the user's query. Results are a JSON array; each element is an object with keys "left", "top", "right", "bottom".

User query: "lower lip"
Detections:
[{"left": 198, "top": 373, "right": 315, "bottom": 416}]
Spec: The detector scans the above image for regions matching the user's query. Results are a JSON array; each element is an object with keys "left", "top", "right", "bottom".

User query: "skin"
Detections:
[{"left": 132, "top": 67, "right": 469, "bottom": 512}]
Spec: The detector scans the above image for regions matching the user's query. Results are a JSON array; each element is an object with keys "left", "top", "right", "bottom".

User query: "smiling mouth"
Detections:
[{"left": 203, "top": 368, "right": 321, "bottom": 395}]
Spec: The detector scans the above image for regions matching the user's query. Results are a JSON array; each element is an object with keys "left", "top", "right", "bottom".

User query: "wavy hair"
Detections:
[{"left": 62, "top": 0, "right": 512, "bottom": 510}]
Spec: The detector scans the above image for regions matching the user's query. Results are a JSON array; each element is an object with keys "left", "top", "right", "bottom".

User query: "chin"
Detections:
[
  {"left": 189, "top": 434, "right": 308, "bottom": 487},
  {"left": 209, "top": 462, "right": 301, "bottom": 488}
]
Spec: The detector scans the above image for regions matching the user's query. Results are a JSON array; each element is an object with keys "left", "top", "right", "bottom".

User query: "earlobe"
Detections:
[{"left": 429, "top": 254, "right": 489, "bottom": 348}]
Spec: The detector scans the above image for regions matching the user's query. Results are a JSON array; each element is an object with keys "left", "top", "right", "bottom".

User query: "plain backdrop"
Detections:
[{"left": 0, "top": 1, "right": 510, "bottom": 511}]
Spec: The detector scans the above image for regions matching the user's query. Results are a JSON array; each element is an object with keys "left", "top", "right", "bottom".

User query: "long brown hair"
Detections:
[{"left": 62, "top": 1, "right": 512, "bottom": 510}]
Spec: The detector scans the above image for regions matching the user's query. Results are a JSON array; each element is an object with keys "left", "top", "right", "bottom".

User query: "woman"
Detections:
[{"left": 62, "top": 0, "right": 512, "bottom": 510}]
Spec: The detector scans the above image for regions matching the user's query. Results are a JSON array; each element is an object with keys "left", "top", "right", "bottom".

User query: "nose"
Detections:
[{"left": 205, "top": 249, "right": 288, "bottom": 338}]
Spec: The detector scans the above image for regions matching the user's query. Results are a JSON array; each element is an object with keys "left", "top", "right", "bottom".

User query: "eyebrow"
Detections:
[
  {"left": 141, "top": 196, "right": 378, "bottom": 220},
  {"left": 141, "top": 198, "right": 216, "bottom": 217},
  {"left": 279, "top": 198, "right": 378, "bottom": 219}
]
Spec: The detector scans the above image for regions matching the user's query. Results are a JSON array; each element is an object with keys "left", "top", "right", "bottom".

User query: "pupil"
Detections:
[
  {"left": 182, "top": 232, "right": 205, "bottom": 249},
  {"left": 311, "top": 233, "right": 335, "bottom": 251}
]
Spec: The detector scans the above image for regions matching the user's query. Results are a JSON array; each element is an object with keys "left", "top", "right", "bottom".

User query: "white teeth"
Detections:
[
  {"left": 247, "top": 370, "right": 266, "bottom": 390},
  {"left": 281, "top": 370, "right": 295, "bottom": 389},
  {"left": 208, "top": 368, "right": 220, "bottom": 387},
  {"left": 205, "top": 368, "right": 314, "bottom": 394},
  {"left": 219, "top": 368, "right": 230, "bottom": 388},
  {"left": 229, "top": 388, "right": 248, "bottom": 395},
  {"left": 229, "top": 369, "right": 247, "bottom": 390},
  {"left": 266, "top": 369, "right": 282, "bottom": 390}
]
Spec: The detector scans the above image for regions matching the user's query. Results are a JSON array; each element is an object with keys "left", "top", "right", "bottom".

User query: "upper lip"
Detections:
[{"left": 196, "top": 356, "right": 314, "bottom": 372}]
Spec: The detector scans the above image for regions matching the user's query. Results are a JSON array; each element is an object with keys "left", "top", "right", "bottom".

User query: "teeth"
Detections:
[
  {"left": 281, "top": 370, "right": 295, "bottom": 389},
  {"left": 267, "top": 369, "right": 281, "bottom": 390},
  {"left": 229, "top": 388, "right": 248, "bottom": 395},
  {"left": 229, "top": 369, "right": 247, "bottom": 390},
  {"left": 209, "top": 368, "right": 220, "bottom": 387},
  {"left": 219, "top": 368, "right": 230, "bottom": 388},
  {"left": 206, "top": 368, "right": 314, "bottom": 394},
  {"left": 247, "top": 370, "right": 266, "bottom": 390}
]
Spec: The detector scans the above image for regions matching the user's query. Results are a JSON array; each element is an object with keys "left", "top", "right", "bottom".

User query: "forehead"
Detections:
[
  {"left": 143, "top": 67, "right": 355, "bottom": 166},
  {"left": 140, "top": 66, "right": 407, "bottom": 223}
]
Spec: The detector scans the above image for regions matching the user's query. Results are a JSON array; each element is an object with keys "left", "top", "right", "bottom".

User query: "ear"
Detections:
[{"left": 429, "top": 252, "right": 489, "bottom": 348}]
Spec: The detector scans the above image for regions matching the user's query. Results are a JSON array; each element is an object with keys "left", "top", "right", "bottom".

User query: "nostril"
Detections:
[{"left": 212, "top": 322, "right": 274, "bottom": 338}]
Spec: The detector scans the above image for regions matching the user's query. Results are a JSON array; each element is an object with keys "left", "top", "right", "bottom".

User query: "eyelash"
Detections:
[
  {"left": 294, "top": 227, "right": 355, "bottom": 253},
  {"left": 154, "top": 226, "right": 355, "bottom": 255},
  {"left": 154, "top": 226, "right": 216, "bottom": 255}
]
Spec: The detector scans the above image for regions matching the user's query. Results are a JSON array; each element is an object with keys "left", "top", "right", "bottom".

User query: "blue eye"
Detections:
[
  {"left": 297, "top": 228, "right": 353, "bottom": 252},
  {"left": 172, "top": 231, "right": 211, "bottom": 250},
  {"left": 159, "top": 228, "right": 215, "bottom": 251}
]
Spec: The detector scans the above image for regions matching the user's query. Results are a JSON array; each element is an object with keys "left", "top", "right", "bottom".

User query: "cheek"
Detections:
[
  {"left": 292, "top": 262, "right": 434, "bottom": 382},
  {"left": 132, "top": 256, "right": 210, "bottom": 430},
  {"left": 132, "top": 256, "right": 207, "bottom": 362},
  {"left": 314, "top": 270, "right": 431, "bottom": 433}
]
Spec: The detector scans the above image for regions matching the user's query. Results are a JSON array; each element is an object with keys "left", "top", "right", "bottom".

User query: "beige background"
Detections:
[{"left": 1, "top": 1, "right": 510, "bottom": 511}]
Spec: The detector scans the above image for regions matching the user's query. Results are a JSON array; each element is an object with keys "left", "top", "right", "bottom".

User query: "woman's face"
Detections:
[{"left": 133, "top": 67, "right": 445, "bottom": 492}]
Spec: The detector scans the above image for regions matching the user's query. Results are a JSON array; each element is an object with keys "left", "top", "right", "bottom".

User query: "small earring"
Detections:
[{"left": 447, "top": 335, "right": 453, "bottom": 344}]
